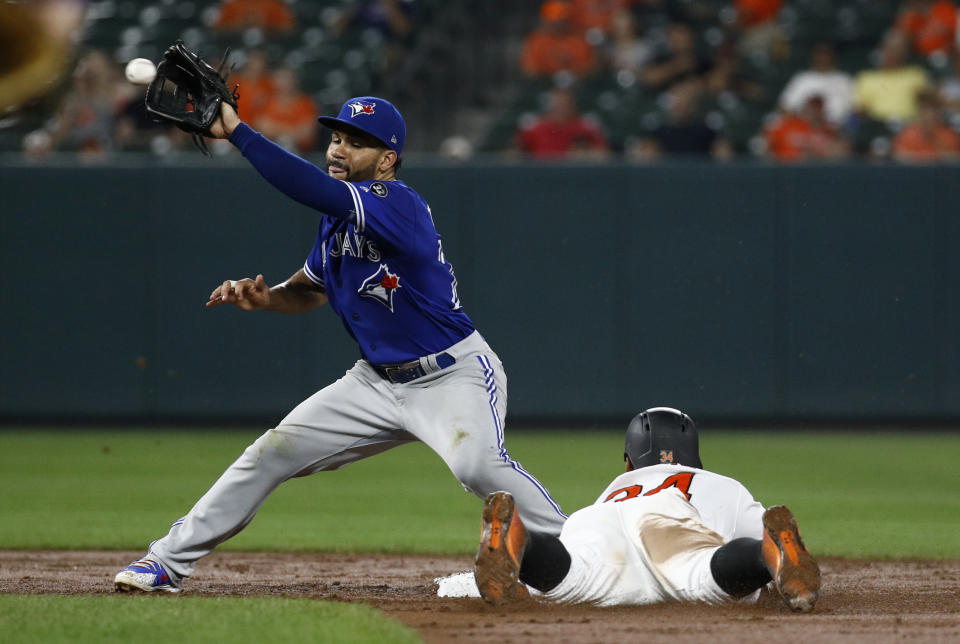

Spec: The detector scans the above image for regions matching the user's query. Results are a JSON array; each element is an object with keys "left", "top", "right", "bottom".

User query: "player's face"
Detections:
[{"left": 327, "top": 130, "right": 389, "bottom": 182}]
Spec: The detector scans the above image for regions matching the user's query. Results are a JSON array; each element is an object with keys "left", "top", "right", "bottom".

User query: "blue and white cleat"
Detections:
[{"left": 114, "top": 557, "right": 181, "bottom": 594}]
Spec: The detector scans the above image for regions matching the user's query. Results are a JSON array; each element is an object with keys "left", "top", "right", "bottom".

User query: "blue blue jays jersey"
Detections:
[
  {"left": 229, "top": 123, "right": 474, "bottom": 364},
  {"left": 302, "top": 179, "right": 474, "bottom": 364}
]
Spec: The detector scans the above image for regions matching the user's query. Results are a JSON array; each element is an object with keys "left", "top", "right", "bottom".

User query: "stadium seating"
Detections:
[
  {"left": 2, "top": 0, "right": 956, "bottom": 158},
  {"left": 477, "top": 0, "right": 938, "bottom": 158}
]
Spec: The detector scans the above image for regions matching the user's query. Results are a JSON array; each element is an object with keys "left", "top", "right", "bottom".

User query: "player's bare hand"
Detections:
[
  {"left": 207, "top": 274, "right": 270, "bottom": 310},
  {"left": 208, "top": 102, "right": 241, "bottom": 139}
]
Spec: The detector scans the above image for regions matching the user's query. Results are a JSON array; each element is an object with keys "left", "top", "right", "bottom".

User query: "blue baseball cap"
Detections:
[{"left": 317, "top": 96, "right": 406, "bottom": 154}]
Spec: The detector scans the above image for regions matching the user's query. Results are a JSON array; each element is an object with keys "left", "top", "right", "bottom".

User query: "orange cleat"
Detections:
[
  {"left": 761, "top": 505, "right": 822, "bottom": 612},
  {"left": 474, "top": 491, "right": 529, "bottom": 605}
]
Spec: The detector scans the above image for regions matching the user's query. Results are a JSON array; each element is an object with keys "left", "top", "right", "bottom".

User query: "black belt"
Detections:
[{"left": 373, "top": 352, "right": 455, "bottom": 384}]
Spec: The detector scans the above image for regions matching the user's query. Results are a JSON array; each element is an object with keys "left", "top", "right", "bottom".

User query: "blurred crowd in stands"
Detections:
[
  {"left": 6, "top": 0, "right": 960, "bottom": 163},
  {"left": 23, "top": 44, "right": 322, "bottom": 160},
  {"left": 512, "top": 0, "right": 960, "bottom": 163},
  {"left": 13, "top": 0, "right": 419, "bottom": 160}
]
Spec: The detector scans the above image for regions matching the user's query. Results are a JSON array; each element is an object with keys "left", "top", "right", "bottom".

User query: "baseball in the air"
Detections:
[{"left": 125, "top": 58, "right": 157, "bottom": 85}]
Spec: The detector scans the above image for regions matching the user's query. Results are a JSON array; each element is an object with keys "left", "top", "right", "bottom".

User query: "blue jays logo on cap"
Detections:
[
  {"left": 348, "top": 100, "right": 376, "bottom": 117},
  {"left": 318, "top": 96, "right": 406, "bottom": 154}
]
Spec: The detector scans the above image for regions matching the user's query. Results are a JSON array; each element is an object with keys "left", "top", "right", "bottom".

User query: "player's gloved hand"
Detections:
[
  {"left": 208, "top": 102, "right": 241, "bottom": 139},
  {"left": 144, "top": 40, "right": 239, "bottom": 155},
  {"left": 207, "top": 274, "right": 270, "bottom": 311}
]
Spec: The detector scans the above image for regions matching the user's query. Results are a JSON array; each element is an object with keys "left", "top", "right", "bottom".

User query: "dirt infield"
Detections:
[{"left": 1, "top": 551, "right": 958, "bottom": 643}]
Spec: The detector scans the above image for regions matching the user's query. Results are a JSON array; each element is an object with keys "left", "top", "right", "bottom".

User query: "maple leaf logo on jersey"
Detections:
[
  {"left": 348, "top": 101, "right": 376, "bottom": 117},
  {"left": 359, "top": 264, "right": 401, "bottom": 311}
]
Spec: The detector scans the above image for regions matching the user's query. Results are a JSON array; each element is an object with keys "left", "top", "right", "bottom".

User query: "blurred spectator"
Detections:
[
  {"left": 733, "top": 0, "right": 788, "bottom": 59},
  {"left": 515, "top": 87, "right": 609, "bottom": 159},
  {"left": 626, "top": 80, "right": 733, "bottom": 161},
  {"left": 892, "top": 88, "right": 960, "bottom": 162},
  {"left": 733, "top": 0, "right": 783, "bottom": 31},
  {"left": 333, "top": 0, "right": 416, "bottom": 42},
  {"left": 570, "top": 0, "right": 630, "bottom": 34},
  {"left": 113, "top": 94, "right": 182, "bottom": 154},
  {"left": 231, "top": 50, "right": 276, "bottom": 125},
  {"left": 24, "top": 50, "right": 122, "bottom": 160},
  {"left": 895, "top": 0, "right": 958, "bottom": 57},
  {"left": 333, "top": 0, "right": 418, "bottom": 82},
  {"left": 253, "top": 67, "right": 319, "bottom": 153},
  {"left": 521, "top": 1, "right": 597, "bottom": 77},
  {"left": 605, "top": 9, "right": 653, "bottom": 75},
  {"left": 763, "top": 95, "right": 850, "bottom": 162},
  {"left": 937, "top": 49, "right": 960, "bottom": 113},
  {"left": 641, "top": 23, "right": 711, "bottom": 91},
  {"left": 439, "top": 135, "right": 474, "bottom": 161},
  {"left": 214, "top": 0, "right": 294, "bottom": 34},
  {"left": 704, "top": 42, "right": 766, "bottom": 104},
  {"left": 778, "top": 43, "right": 855, "bottom": 127},
  {"left": 854, "top": 32, "right": 930, "bottom": 123}
]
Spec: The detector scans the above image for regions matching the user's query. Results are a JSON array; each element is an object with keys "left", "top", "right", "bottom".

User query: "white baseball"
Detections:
[{"left": 125, "top": 58, "right": 157, "bottom": 85}]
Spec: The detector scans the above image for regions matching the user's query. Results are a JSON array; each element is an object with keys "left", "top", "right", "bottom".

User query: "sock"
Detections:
[
  {"left": 518, "top": 530, "right": 571, "bottom": 593},
  {"left": 709, "top": 537, "right": 772, "bottom": 597}
]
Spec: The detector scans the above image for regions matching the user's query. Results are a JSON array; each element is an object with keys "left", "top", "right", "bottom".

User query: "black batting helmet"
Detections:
[{"left": 624, "top": 407, "right": 702, "bottom": 469}]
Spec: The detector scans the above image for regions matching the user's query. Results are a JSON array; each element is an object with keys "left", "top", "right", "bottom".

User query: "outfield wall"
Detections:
[{"left": 1, "top": 160, "right": 956, "bottom": 424}]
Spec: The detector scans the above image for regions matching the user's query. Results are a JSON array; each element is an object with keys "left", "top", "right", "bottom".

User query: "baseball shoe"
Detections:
[
  {"left": 761, "top": 505, "right": 821, "bottom": 612},
  {"left": 114, "top": 557, "right": 180, "bottom": 594},
  {"left": 474, "top": 491, "right": 529, "bottom": 605}
]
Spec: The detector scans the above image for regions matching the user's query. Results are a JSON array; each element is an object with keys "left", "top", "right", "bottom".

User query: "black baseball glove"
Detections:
[{"left": 144, "top": 40, "right": 239, "bottom": 156}]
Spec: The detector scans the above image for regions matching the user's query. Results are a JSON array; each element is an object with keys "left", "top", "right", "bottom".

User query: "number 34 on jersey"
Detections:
[{"left": 603, "top": 472, "right": 696, "bottom": 503}]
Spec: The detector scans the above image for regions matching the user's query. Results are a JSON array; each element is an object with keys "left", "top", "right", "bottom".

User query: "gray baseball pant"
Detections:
[{"left": 148, "top": 331, "right": 567, "bottom": 582}]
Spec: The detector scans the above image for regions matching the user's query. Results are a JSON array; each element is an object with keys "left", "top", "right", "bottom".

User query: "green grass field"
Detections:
[
  {"left": 1, "top": 427, "right": 957, "bottom": 643},
  {"left": 0, "top": 595, "right": 419, "bottom": 643},
  {"left": 0, "top": 428, "right": 957, "bottom": 558}
]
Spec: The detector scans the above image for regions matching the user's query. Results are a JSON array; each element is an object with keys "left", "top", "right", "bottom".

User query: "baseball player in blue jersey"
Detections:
[{"left": 114, "top": 97, "right": 567, "bottom": 593}]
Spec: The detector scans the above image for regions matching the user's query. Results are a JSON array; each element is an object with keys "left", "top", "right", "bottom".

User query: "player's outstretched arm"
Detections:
[
  {"left": 207, "top": 270, "right": 327, "bottom": 314},
  {"left": 224, "top": 107, "right": 356, "bottom": 219}
]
